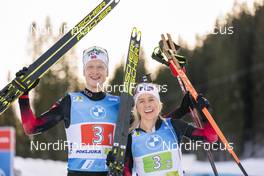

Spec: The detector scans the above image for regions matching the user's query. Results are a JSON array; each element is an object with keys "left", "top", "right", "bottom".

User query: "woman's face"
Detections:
[{"left": 136, "top": 93, "right": 160, "bottom": 121}]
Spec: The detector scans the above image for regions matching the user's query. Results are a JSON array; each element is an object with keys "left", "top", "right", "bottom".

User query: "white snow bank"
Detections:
[{"left": 14, "top": 155, "right": 264, "bottom": 176}]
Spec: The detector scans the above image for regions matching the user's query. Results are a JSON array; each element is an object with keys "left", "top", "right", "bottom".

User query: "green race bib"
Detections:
[{"left": 143, "top": 151, "right": 173, "bottom": 173}]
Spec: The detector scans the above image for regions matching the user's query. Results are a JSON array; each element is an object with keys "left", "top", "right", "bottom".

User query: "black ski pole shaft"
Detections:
[{"left": 177, "top": 76, "right": 219, "bottom": 176}]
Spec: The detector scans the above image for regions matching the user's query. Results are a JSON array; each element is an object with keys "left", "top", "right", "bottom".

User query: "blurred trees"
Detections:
[
  {"left": 0, "top": 1, "right": 263, "bottom": 163},
  {"left": 154, "top": 2, "right": 264, "bottom": 160}
]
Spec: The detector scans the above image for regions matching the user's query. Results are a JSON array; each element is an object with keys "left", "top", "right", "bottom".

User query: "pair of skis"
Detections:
[
  {"left": 152, "top": 33, "right": 249, "bottom": 176},
  {"left": 108, "top": 27, "right": 141, "bottom": 176},
  {"left": 0, "top": 0, "right": 120, "bottom": 116}
]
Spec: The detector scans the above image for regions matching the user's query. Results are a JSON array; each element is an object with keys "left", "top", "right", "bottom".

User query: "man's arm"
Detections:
[{"left": 18, "top": 93, "right": 70, "bottom": 135}]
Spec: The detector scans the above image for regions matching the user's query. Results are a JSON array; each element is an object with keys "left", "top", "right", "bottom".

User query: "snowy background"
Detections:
[{"left": 14, "top": 155, "right": 264, "bottom": 176}]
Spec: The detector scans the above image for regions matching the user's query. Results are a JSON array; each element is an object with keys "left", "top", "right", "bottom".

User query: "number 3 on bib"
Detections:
[
  {"left": 92, "top": 126, "right": 104, "bottom": 144},
  {"left": 81, "top": 123, "right": 115, "bottom": 146},
  {"left": 153, "top": 155, "right": 161, "bottom": 169},
  {"left": 143, "top": 152, "right": 173, "bottom": 173}
]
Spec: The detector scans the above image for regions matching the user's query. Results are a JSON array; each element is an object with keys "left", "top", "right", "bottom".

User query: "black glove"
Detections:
[
  {"left": 16, "top": 67, "right": 40, "bottom": 93},
  {"left": 196, "top": 94, "right": 210, "bottom": 110},
  {"left": 195, "top": 94, "right": 212, "bottom": 122},
  {"left": 16, "top": 67, "right": 28, "bottom": 77},
  {"left": 106, "top": 151, "right": 115, "bottom": 167}
]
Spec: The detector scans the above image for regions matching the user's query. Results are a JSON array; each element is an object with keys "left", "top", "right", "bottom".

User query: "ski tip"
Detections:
[
  {"left": 114, "top": 0, "right": 120, "bottom": 4},
  {"left": 132, "top": 27, "right": 137, "bottom": 38},
  {"left": 131, "top": 27, "right": 141, "bottom": 41},
  {"left": 136, "top": 30, "right": 141, "bottom": 42}
]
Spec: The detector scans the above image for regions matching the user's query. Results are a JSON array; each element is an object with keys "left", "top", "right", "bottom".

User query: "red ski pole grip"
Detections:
[{"left": 169, "top": 63, "right": 179, "bottom": 77}]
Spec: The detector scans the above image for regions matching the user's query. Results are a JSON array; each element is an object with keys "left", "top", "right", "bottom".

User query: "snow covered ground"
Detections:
[
  {"left": 14, "top": 155, "right": 264, "bottom": 176},
  {"left": 15, "top": 157, "right": 67, "bottom": 176},
  {"left": 181, "top": 155, "right": 264, "bottom": 176}
]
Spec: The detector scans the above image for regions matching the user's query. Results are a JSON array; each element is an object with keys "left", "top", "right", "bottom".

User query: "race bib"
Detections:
[
  {"left": 81, "top": 123, "right": 114, "bottom": 146},
  {"left": 143, "top": 151, "right": 173, "bottom": 173}
]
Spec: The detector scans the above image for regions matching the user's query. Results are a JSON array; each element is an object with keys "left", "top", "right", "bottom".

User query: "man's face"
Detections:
[{"left": 84, "top": 59, "right": 108, "bottom": 92}]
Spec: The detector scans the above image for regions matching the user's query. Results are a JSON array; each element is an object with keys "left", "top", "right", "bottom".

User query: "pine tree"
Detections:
[{"left": 250, "top": 3, "right": 264, "bottom": 157}]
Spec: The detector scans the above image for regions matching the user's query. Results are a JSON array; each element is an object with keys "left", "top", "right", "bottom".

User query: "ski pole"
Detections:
[
  {"left": 156, "top": 33, "right": 249, "bottom": 176},
  {"left": 169, "top": 57, "right": 248, "bottom": 176},
  {"left": 176, "top": 76, "right": 219, "bottom": 176},
  {"left": 162, "top": 39, "right": 219, "bottom": 176},
  {"left": 152, "top": 34, "right": 248, "bottom": 176},
  {"left": 153, "top": 37, "right": 219, "bottom": 176}
]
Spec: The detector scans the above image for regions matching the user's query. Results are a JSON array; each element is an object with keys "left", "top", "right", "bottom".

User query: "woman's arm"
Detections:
[
  {"left": 170, "top": 119, "right": 218, "bottom": 143},
  {"left": 163, "top": 92, "right": 210, "bottom": 120},
  {"left": 162, "top": 92, "right": 193, "bottom": 119}
]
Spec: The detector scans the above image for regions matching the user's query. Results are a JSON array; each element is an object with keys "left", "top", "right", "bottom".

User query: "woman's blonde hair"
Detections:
[{"left": 129, "top": 100, "right": 164, "bottom": 132}]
